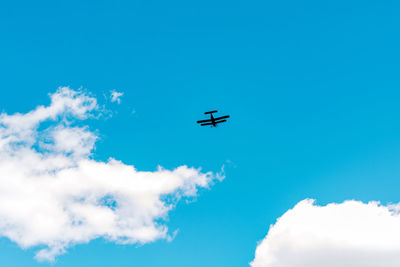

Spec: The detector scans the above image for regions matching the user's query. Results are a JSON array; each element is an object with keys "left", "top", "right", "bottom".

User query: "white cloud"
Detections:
[
  {"left": 0, "top": 87, "right": 221, "bottom": 262},
  {"left": 251, "top": 199, "right": 400, "bottom": 267},
  {"left": 110, "top": 90, "right": 123, "bottom": 104}
]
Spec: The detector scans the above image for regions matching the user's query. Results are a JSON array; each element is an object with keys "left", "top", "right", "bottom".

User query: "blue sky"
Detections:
[{"left": 1, "top": 1, "right": 400, "bottom": 266}]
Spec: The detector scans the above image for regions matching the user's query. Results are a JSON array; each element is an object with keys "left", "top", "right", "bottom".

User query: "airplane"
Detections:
[{"left": 196, "top": 110, "right": 230, "bottom": 127}]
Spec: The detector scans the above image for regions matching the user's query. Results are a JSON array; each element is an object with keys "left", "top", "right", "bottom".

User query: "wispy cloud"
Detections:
[
  {"left": 251, "top": 199, "right": 400, "bottom": 267},
  {"left": 0, "top": 87, "right": 219, "bottom": 262},
  {"left": 110, "top": 90, "right": 123, "bottom": 104}
]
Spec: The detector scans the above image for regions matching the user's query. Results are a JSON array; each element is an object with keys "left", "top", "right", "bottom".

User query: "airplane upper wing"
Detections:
[
  {"left": 214, "top": 115, "right": 230, "bottom": 121},
  {"left": 197, "top": 119, "right": 212, "bottom": 123}
]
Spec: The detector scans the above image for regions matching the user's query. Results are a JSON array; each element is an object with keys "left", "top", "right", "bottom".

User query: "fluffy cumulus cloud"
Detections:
[
  {"left": 0, "top": 87, "right": 220, "bottom": 262},
  {"left": 251, "top": 199, "right": 400, "bottom": 267},
  {"left": 110, "top": 90, "right": 123, "bottom": 104}
]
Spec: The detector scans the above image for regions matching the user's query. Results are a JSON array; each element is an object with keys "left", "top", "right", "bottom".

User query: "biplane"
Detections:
[{"left": 196, "top": 110, "right": 230, "bottom": 127}]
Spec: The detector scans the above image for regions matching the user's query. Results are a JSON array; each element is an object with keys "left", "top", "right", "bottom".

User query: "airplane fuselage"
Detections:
[{"left": 210, "top": 114, "right": 216, "bottom": 127}]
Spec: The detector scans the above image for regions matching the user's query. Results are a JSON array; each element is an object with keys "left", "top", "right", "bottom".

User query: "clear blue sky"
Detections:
[{"left": 1, "top": 0, "right": 400, "bottom": 266}]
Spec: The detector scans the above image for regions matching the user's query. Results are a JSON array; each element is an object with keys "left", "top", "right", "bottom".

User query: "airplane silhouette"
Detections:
[{"left": 196, "top": 110, "right": 230, "bottom": 127}]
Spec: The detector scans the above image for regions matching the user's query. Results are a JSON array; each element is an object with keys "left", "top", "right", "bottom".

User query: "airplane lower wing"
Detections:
[
  {"left": 215, "top": 119, "right": 227, "bottom": 124},
  {"left": 214, "top": 115, "right": 230, "bottom": 121},
  {"left": 200, "top": 122, "right": 214, "bottom": 126},
  {"left": 197, "top": 119, "right": 212, "bottom": 123}
]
